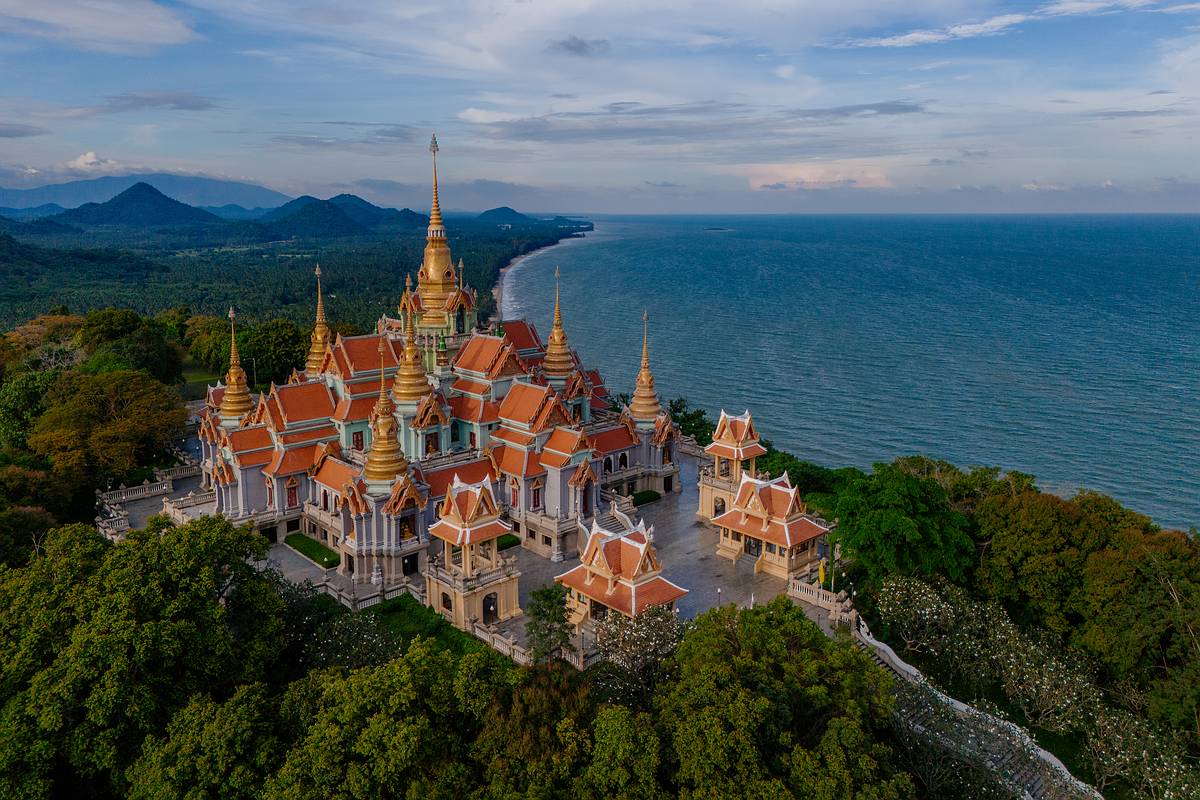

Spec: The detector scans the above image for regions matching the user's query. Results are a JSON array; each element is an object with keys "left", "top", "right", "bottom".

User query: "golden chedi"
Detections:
[
  {"left": 391, "top": 301, "right": 433, "bottom": 404},
  {"left": 629, "top": 310, "right": 662, "bottom": 424},
  {"left": 416, "top": 133, "right": 457, "bottom": 317},
  {"left": 363, "top": 339, "right": 408, "bottom": 485},
  {"left": 305, "top": 264, "right": 331, "bottom": 376},
  {"left": 219, "top": 307, "right": 255, "bottom": 423},
  {"left": 542, "top": 266, "right": 575, "bottom": 380}
]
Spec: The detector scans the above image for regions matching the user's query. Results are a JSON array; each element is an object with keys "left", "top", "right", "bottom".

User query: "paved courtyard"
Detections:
[{"left": 125, "top": 474, "right": 204, "bottom": 529}]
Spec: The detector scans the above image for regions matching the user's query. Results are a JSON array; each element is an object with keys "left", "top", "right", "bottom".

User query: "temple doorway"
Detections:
[
  {"left": 402, "top": 553, "right": 418, "bottom": 576},
  {"left": 482, "top": 592, "right": 499, "bottom": 624},
  {"left": 743, "top": 537, "right": 761, "bottom": 558}
]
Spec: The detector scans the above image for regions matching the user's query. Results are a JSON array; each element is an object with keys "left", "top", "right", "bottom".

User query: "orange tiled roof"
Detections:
[
  {"left": 448, "top": 395, "right": 500, "bottom": 424},
  {"left": 234, "top": 448, "right": 274, "bottom": 468},
  {"left": 711, "top": 474, "right": 832, "bottom": 548},
  {"left": 428, "top": 476, "right": 511, "bottom": 545},
  {"left": 490, "top": 444, "right": 544, "bottom": 478},
  {"left": 332, "top": 396, "right": 378, "bottom": 424},
  {"left": 418, "top": 457, "right": 496, "bottom": 500},
  {"left": 273, "top": 381, "right": 336, "bottom": 423},
  {"left": 501, "top": 319, "right": 545, "bottom": 354},
  {"left": 278, "top": 425, "right": 338, "bottom": 445},
  {"left": 453, "top": 334, "right": 525, "bottom": 379},
  {"left": 498, "top": 382, "right": 569, "bottom": 431},
  {"left": 312, "top": 456, "right": 359, "bottom": 490},
  {"left": 451, "top": 377, "right": 490, "bottom": 396},
  {"left": 330, "top": 334, "right": 400, "bottom": 377},
  {"left": 705, "top": 409, "right": 767, "bottom": 461},
  {"left": 489, "top": 426, "right": 535, "bottom": 447},
  {"left": 591, "top": 425, "right": 638, "bottom": 454},
  {"left": 228, "top": 425, "right": 272, "bottom": 453},
  {"left": 557, "top": 564, "right": 687, "bottom": 617},
  {"left": 540, "top": 426, "right": 594, "bottom": 468},
  {"left": 264, "top": 444, "right": 320, "bottom": 476}
]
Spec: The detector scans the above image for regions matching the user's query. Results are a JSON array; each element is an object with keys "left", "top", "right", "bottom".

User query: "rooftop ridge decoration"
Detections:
[
  {"left": 629, "top": 309, "right": 662, "bottom": 423},
  {"left": 219, "top": 306, "right": 255, "bottom": 422}
]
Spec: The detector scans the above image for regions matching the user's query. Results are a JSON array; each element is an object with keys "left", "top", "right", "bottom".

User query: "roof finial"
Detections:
[
  {"left": 228, "top": 306, "right": 240, "bottom": 366},
  {"left": 306, "top": 266, "right": 332, "bottom": 376},
  {"left": 428, "top": 133, "right": 443, "bottom": 231},
  {"left": 219, "top": 306, "right": 254, "bottom": 421}
]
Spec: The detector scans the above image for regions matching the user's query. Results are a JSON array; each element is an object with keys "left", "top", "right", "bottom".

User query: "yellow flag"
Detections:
[{"left": 818, "top": 557, "right": 826, "bottom": 587}]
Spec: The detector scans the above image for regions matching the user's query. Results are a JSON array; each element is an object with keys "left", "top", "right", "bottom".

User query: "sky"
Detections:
[{"left": 1, "top": 0, "right": 1198, "bottom": 213}]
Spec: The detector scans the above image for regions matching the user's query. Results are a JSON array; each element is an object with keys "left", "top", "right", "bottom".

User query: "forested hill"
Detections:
[{"left": 54, "top": 183, "right": 222, "bottom": 226}]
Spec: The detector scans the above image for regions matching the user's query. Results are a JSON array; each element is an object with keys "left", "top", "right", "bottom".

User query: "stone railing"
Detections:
[
  {"left": 96, "top": 513, "right": 131, "bottom": 541},
  {"left": 155, "top": 464, "right": 201, "bottom": 481},
  {"left": 100, "top": 478, "right": 173, "bottom": 504},
  {"left": 599, "top": 487, "right": 636, "bottom": 515},
  {"left": 678, "top": 434, "right": 706, "bottom": 458},
  {"left": 469, "top": 622, "right": 532, "bottom": 665},
  {"left": 161, "top": 490, "right": 217, "bottom": 523},
  {"left": 424, "top": 557, "right": 519, "bottom": 593},
  {"left": 854, "top": 619, "right": 1102, "bottom": 800},
  {"left": 311, "top": 576, "right": 425, "bottom": 612}
]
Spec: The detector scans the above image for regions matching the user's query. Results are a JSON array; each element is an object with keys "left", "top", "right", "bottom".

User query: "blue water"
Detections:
[{"left": 502, "top": 215, "right": 1200, "bottom": 529}]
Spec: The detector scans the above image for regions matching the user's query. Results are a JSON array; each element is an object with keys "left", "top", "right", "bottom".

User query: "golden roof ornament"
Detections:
[
  {"left": 391, "top": 307, "right": 433, "bottom": 404},
  {"left": 629, "top": 309, "right": 662, "bottom": 422},
  {"left": 220, "top": 306, "right": 255, "bottom": 420},
  {"left": 542, "top": 265, "right": 575, "bottom": 378},
  {"left": 364, "top": 338, "right": 408, "bottom": 484},
  {"left": 305, "top": 264, "right": 331, "bottom": 376}
]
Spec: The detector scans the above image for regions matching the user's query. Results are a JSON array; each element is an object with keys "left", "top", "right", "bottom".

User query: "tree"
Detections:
[
  {"left": 243, "top": 318, "right": 306, "bottom": 386},
  {"left": 0, "top": 369, "right": 57, "bottom": 450},
  {"left": 667, "top": 397, "right": 715, "bottom": 445},
  {"left": 0, "top": 506, "right": 57, "bottom": 568},
  {"left": 656, "top": 598, "right": 911, "bottom": 800},
  {"left": 525, "top": 583, "right": 576, "bottom": 664},
  {"left": 577, "top": 706, "right": 667, "bottom": 800},
  {"left": 593, "top": 603, "right": 684, "bottom": 709},
  {"left": 126, "top": 684, "right": 282, "bottom": 800},
  {"left": 28, "top": 369, "right": 186, "bottom": 488},
  {"left": 0, "top": 517, "right": 282, "bottom": 797},
  {"left": 831, "top": 464, "right": 974, "bottom": 583}
]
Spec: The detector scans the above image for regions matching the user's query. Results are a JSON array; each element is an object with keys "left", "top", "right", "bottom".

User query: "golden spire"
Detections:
[
  {"left": 363, "top": 338, "right": 408, "bottom": 484},
  {"left": 629, "top": 309, "right": 662, "bottom": 422},
  {"left": 428, "top": 133, "right": 443, "bottom": 234},
  {"left": 417, "top": 132, "right": 455, "bottom": 312},
  {"left": 305, "top": 264, "right": 331, "bottom": 376},
  {"left": 220, "top": 306, "right": 254, "bottom": 420},
  {"left": 391, "top": 308, "right": 432, "bottom": 404},
  {"left": 542, "top": 265, "right": 574, "bottom": 378}
]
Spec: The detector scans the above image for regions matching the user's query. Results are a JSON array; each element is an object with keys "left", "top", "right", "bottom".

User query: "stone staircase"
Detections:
[{"left": 851, "top": 634, "right": 1093, "bottom": 800}]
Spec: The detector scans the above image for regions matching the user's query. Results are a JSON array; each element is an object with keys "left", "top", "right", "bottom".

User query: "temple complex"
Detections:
[
  {"left": 197, "top": 135, "right": 682, "bottom": 611},
  {"left": 556, "top": 510, "right": 687, "bottom": 629}
]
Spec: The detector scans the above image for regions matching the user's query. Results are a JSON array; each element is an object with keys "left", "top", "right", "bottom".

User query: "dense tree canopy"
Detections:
[{"left": 831, "top": 464, "right": 974, "bottom": 583}]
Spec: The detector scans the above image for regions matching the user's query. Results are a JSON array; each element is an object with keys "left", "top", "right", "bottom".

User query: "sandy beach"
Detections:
[{"left": 491, "top": 233, "right": 587, "bottom": 321}]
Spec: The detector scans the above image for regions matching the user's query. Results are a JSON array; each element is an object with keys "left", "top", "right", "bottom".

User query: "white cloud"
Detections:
[
  {"left": 65, "top": 151, "right": 123, "bottom": 173},
  {"left": 774, "top": 64, "right": 797, "bottom": 79},
  {"left": 0, "top": 1, "right": 194, "bottom": 51}
]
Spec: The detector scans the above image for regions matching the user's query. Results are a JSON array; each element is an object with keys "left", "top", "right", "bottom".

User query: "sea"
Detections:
[{"left": 501, "top": 215, "right": 1200, "bottom": 530}]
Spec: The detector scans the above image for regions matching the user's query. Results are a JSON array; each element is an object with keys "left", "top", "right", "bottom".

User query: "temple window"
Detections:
[
  {"left": 451, "top": 424, "right": 460, "bottom": 443},
  {"left": 766, "top": 543, "right": 777, "bottom": 555},
  {"left": 719, "top": 459, "right": 730, "bottom": 477},
  {"left": 532, "top": 486, "right": 542, "bottom": 509},
  {"left": 469, "top": 431, "right": 477, "bottom": 449},
  {"left": 352, "top": 430, "right": 364, "bottom": 451},
  {"left": 604, "top": 456, "right": 612, "bottom": 474},
  {"left": 286, "top": 482, "right": 298, "bottom": 508},
  {"left": 510, "top": 482, "right": 520, "bottom": 508},
  {"left": 441, "top": 592, "right": 452, "bottom": 611},
  {"left": 322, "top": 490, "right": 329, "bottom": 511},
  {"left": 425, "top": 433, "right": 438, "bottom": 454},
  {"left": 618, "top": 453, "right": 628, "bottom": 470},
  {"left": 663, "top": 447, "right": 672, "bottom": 465}
]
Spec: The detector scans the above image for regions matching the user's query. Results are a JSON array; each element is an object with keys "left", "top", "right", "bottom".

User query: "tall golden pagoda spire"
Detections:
[
  {"left": 629, "top": 309, "right": 662, "bottom": 424},
  {"left": 417, "top": 133, "right": 456, "bottom": 314},
  {"left": 391, "top": 300, "right": 433, "bottom": 404},
  {"left": 363, "top": 339, "right": 408, "bottom": 485},
  {"left": 542, "top": 266, "right": 574, "bottom": 379},
  {"left": 305, "top": 264, "right": 331, "bottom": 376},
  {"left": 220, "top": 307, "right": 254, "bottom": 422}
]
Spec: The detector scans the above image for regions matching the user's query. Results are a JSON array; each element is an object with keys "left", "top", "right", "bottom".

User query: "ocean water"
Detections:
[{"left": 502, "top": 215, "right": 1200, "bottom": 529}]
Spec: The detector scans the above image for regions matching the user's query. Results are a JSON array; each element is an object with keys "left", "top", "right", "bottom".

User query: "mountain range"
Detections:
[{"left": 0, "top": 174, "right": 291, "bottom": 210}]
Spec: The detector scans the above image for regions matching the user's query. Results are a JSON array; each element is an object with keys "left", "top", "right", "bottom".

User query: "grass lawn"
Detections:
[
  {"left": 497, "top": 533, "right": 520, "bottom": 550},
  {"left": 632, "top": 489, "right": 662, "bottom": 506},
  {"left": 366, "top": 594, "right": 486, "bottom": 657},
  {"left": 285, "top": 534, "right": 340, "bottom": 569},
  {"left": 180, "top": 358, "right": 220, "bottom": 401}
]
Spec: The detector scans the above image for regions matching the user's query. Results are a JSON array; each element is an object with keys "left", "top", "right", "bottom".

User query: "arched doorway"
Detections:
[
  {"left": 714, "top": 497, "right": 726, "bottom": 516},
  {"left": 483, "top": 592, "right": 499, "bottom": 624}
]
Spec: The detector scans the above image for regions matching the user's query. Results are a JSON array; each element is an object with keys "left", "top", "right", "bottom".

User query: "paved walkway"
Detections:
[{"left": 125, "top": 475, "right": 203, "bottom": 529}]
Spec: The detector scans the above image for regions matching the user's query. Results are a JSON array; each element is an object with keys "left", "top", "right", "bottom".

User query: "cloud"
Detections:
[
  {"left": 786, "top": 100, "right": 925, "bottom": 119},
  {"left": 270, "top": 123, "right": 420, "bottom": 153},
  {"left": 548, "top": 35, "right": 610, "bottom": 57},
  {"left": 959, "top": 149, "right": 990, "bottom": 158},
  {"left": 842, "top": 1, "right": 1165, "bottom": 49},
  {"left": 644, "top": 180, "right": 683, "bottom": 188},
  {"left": 64, "top": 151, "right": 123, "bottom": 173},
  {"left": 100, "top": 91, "right": 218, "bottom": 113},
  {"left": 926, "top": 157, "right": 961, "bottom": 165},
  {"left": 0, "top": 122, "right": 50, "bottom": 137},
  {"left": 0, "top": 0, "right": 194, "bottom": 52},
  {"left": 1086, "top": 107, "right": 1184, "bottom": 118}
]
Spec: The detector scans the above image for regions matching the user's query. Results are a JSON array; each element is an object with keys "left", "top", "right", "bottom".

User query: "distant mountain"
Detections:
[
  {"left": 261, "top": 200, "right": 369, "bottom": 238},
  {"left": 328, "top": 194, "right": 427, "bottom": 228},
  {"left": 0, "top": 203, "right": 66, "bottom": 220},
  {"left": 259, "top": 195, "right": 321, "bottom": 223},
  {"left": 201, "top": 204, "right": 272, "bottom": 220},
  {"left": 477, "top": 206, "right": 536, "bottom": 225},
  {"left": 53, "top": 183, "right": 222, "bottom": 226},
  {"left": 0, "top": 173, "right": 291, "bottom": 210}
]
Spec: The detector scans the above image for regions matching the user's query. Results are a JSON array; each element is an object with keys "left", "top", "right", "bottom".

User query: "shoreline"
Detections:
[{"left": 491, "top": 231, "right": 590, "bottom": 321}]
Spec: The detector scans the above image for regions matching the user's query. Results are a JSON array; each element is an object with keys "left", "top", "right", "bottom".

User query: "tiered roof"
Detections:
[
  {"left": 711, "top": 474, "right": 831, "bottom": 549},
  {"left": 705, "top": 409, "right": 767, "bottom": 461},
  {"left": 428, "top": 475, "right": 512, "bottom": 545},
  {"left": 556, "top": 515, "right": 687, "bottom": 617}
]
